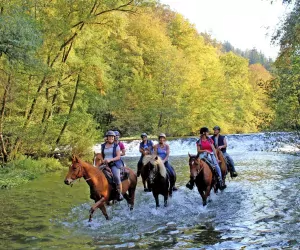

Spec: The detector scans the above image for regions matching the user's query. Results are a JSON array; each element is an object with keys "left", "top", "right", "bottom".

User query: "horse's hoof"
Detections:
[
  {"left": 144, "top": 188, "right": 149, "bottom": 192},
  {"left": 88, "top": 218, "right": 92, "bottom": 222},
  {"left": 105, "top": 216, "right": 110, "bottom": 220},
  {"left": 130, "top": 206, "right": 134, "bottom": 211},
  {"left": 203, "top": 201, "right": 207, "bottom": 206}
]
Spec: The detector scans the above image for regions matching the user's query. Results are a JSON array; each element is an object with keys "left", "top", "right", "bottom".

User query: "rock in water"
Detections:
[{"left": 166, "top": 222, "right": 177, "bottom": 230}]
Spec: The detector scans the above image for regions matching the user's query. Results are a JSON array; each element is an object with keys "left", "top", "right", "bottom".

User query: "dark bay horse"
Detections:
[
  {"left": 140, "top": 148, "right": 152, "bottom": 192},
  {"left": 64, "top": 155, "right": 137, "bottom": 221},
  {"left": 188, "top": 153, "right": 217, "bottom": 206},
  {"left": 142, "top": 155, "right": 171, "bottom": 208},
  {"left": 216, "top": 149, "right": 227, "bottom": 185}
]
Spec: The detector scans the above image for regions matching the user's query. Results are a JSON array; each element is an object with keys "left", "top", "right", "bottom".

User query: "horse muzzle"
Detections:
[{"left": 64, "top": 179, "right": 73, "bottom": 185}]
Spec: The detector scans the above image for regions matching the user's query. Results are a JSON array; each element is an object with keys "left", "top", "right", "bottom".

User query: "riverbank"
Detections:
[{"left": 0, "top": 156, "right": 65, "bottom": 189}]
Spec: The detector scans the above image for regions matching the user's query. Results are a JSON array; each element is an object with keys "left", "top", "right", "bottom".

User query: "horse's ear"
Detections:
[
  {"left": 155, "top": 156, "right": 158, "bottom": 160},
  {"left": 196, "top": 152, "right": 200, "bottom": 158},
  {"left": 72, "top": 155, "right": 79, "bottom": 163},
  {"left": 188, "top": 152, "right": 191, "bottom": 158}
]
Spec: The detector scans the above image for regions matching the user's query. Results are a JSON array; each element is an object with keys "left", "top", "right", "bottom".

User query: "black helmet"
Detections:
[
  {"left": 141, "top": 133, "right": 148, "bottom": 138},
  {"left": 200, "top": 127, "right": 209, "bottom": 134},
  {"left": 105, "top": 130, "right": 116, "bottom": 137},
  {"left": 213, "top": 126, "right": 221, "bottom": 131},
  {"left": 158, "top": 133, "right": 166, "bottom": 139}
]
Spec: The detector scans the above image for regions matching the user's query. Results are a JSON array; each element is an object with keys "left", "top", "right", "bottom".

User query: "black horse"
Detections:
[{"left": 143, "top": 155, "right": 172, "bottom": 208}]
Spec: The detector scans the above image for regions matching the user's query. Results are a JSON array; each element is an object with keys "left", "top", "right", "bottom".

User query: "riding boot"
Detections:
[
  {"left": 231, "top": 171, "right": 238, "bottom": 178},
  {"left": 116, "top": 184, "right": 124, "bottom": 201},
  {"left": 186, "top": 177, "right": 195, "bottom": 190},
  {"left": 217, "top": 176, "right": 226, "bottom": 190}
]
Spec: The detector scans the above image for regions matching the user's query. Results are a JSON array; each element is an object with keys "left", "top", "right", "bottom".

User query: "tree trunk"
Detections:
[
  {"left": 56, "top": 74, "right": 80, "bottom": 145},
  {"left": 0, "top": 74, "right": 10, "bottom": 162}
]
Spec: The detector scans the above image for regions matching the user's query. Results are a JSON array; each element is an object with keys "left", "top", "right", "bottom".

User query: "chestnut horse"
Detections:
[
  {"left": 142, "top": 155, "right": 170, "bottom": 208},
  {"left": 188, "top": 153, "right": 217, "bottom": 206},
  {"left": 216, "top": 149, "right": 227, "bottom": 185},
  {"left": 64, "top": 155, "right": 137, "bottom": 222}
]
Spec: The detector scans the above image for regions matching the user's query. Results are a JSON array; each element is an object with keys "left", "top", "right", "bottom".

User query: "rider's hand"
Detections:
[
  {"left": 206, "top": 150, "right": 211, "bottom": 153},
  {"left": 104, "top": 159, "right": 110, "bottom": 164},
  {"left": 218, "top": 146, "right": 223, "bottom": 150}
]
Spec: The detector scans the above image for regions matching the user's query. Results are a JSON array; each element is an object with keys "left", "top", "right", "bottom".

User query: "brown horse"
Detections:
[
  {"left": 216, "top": 149, "right": 227, "bottom": 185},
  {"left": 188, "top": 153, "right": 217, "bottom": 206},
  {"left": 64, "top": 155, "right": 137, "bottom": 222}
]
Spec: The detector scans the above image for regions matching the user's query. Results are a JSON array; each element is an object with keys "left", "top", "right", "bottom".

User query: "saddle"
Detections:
[
  {"left": 98, "top": 165, "right": 130, "bottom": 185},
  {"left": 201, "top": 158, "right": 217, "bottom": 176}
]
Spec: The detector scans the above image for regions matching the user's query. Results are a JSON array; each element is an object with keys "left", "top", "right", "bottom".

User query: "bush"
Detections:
[{"left": 0, "top": 156, "right": 64, "bottom": 189}]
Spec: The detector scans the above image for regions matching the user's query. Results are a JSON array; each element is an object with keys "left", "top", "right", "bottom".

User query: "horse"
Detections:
[
  {"left": 188, "top": 153, "right": 217, "bottom": 206},
  {"left": 139, "top": 148, "right": 152, "bottom": 192},
  {"left": 64, "top": 155, "right": 137, "bottom": 222},
  {"left": 216, "top": 149, "right": 228, "bottom": 185},
  {"left": 142, "top": 155, "right": 171, "bottom": 208}
]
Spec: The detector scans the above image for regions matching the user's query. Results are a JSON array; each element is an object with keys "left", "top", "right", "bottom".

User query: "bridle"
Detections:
[{"left": 189, "top": 157, "right": 204, "bottom": 176}]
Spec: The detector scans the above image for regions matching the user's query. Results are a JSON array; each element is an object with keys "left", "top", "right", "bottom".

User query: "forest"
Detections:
[{"left": 0, "top": 0, "right": 299, "bottom": 162}]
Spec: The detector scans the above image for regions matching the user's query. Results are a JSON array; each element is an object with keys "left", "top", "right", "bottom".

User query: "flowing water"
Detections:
[{"left": 1, "top": 132, "right": 299, "bottom": 249}]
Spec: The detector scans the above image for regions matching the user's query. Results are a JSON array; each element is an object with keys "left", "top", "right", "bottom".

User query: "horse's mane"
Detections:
[{"left": 143, "top": 155, "right": 167, "bottom": 178}]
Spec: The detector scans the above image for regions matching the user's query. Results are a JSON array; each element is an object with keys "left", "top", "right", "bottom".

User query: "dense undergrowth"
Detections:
[{"left": 0, "top": 156, "right": 64, "bottom": 189}]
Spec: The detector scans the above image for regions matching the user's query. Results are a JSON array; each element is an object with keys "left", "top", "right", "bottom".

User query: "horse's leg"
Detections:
[
  {"left": 146, "top": 179, "right": 152, "bottom": 192},
  {"left": 128, "top": 187, "right": 136, "bottom": 211},
  {"left": 123, "top": 193, "right": 130, "bottom": 205},
  {"left": 196, "top": 185, "right": 207, "bottom": 206},
  {"left": 99, "top": 205, "right": 109, "bottom": 220},
  {"left": 89, "top": 197, "right": 106, "bottom": 222},
  {"left": 142, "top": 177, "right": 148, "bottom": 192},
  {"left": 154, "top": 192, "right": 160, "bottom": 208},
  {"left": 164, "top": 193, "right": 168, "bottom": 207}
]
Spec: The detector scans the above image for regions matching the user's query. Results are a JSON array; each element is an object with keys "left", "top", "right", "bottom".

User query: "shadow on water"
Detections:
[{"left": 0, "top": 133, "right": 300, "bottom": 249}]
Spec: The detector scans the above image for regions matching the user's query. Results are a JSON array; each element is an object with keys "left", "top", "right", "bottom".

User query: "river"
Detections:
[{"left": 1, "top": 132, "right": 299, "bottom": 249}]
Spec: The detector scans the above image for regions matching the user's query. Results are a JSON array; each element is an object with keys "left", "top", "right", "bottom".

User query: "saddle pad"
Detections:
[
  {"left": 98, "top": 165, "right": 130, "bottom": 185},
  {"left": 202, "top": 158, "right": 217, "bottom": 176}
]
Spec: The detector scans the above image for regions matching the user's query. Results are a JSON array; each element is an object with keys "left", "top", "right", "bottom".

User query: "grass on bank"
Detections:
[{"left": 0, "top": 156, "right": 64, "bottom": 189}]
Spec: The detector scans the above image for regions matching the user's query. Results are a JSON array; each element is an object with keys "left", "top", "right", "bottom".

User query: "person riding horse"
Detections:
[
  {"left": 186, "top": 127, "right": 226, "bottom": 190},
  {"left": 114, "top": 130, "right": 126, "bottom": 156},
  {"left": 100, "top": 130, "right": 124, "bottom": 201},
  {"left": 153, "top": 133, "right": 177, "bottom": 191},
  {"left": 137, "top": 133, "right": 154, "bottom": 177},
  {"left": 211, "top": 126, "right": 238, "bottom": 178}
]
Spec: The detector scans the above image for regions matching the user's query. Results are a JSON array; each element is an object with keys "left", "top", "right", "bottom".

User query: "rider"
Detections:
[
  {"left": 186, "top": 127, "right": 226, "bottom": 190},
  {"left": 114, "top": 130, "right": 126, "bottom": 156},
  {"left": 211, "top": 126, "right": 238, "bottom": 177},
  {"left": 153, "top": 133, "right": 177, "bottom": 190},
  {"left": 101, "top": 130, "right": 124, "bottom": 201},
  {"left": 137, "top": 132, "right": 154, "bottom": 177}
]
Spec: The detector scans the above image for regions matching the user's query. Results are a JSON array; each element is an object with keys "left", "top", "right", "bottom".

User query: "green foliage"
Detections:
[
  {"left": 222, "top": 41, "right": 273, "bottom": 71},
  {"left": 0, "top": 156, "right": 64, "bottom": 188},
  {"left": 0, "top": 0, "right": 276, "bottom": 166},
  {"left": 270, "top": 0, "right": 300, "bottom": 130}
]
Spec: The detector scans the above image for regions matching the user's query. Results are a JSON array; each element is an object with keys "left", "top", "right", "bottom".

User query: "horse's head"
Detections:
[
  {"left": 188, "top": 153, "right": 201, "bottom": 180},
  {"left": 64, "top": 155, "right": 84, "bottom": 185},
  {"left": 143, "top": 155, "right": 166, "bottom": 184},
  {"left": 94, "top": 153, "right": 104, "bottom": 167}
]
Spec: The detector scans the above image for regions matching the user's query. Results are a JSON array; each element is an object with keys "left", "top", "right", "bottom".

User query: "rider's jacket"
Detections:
[
  {"left": 101, "top": 143, "right": 124, "bottom": 169},
  {"left": 211, "top": 135, "right": 226, "bottom": 153},
  {"left": 139, "top": 140, "right": 153, "bottom": 155}
]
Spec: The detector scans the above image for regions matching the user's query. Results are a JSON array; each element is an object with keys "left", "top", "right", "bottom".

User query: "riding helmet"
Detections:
[
  {"left": 141, "top": 133, "right": 148, "bottom": 138},
  {"left": 158, "top": 133, "right": 166, "bottom": 139},
  {"left": 200, "top": 127, "right": 209, "bottom": 134},
  {"left": 106, "top": 130, "right": 116, "bottom": 137},
  {"left": 213, "top": 126, "right": 221, "bottom": 131},
  {"left": 114, "top": 131, "right": 120, "bottom": 136}
]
